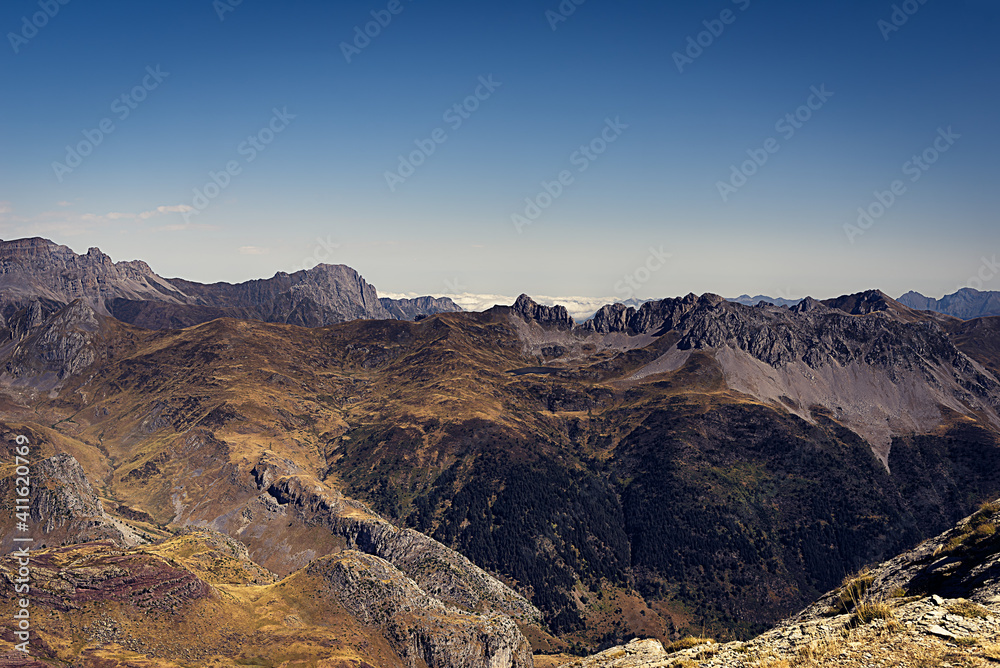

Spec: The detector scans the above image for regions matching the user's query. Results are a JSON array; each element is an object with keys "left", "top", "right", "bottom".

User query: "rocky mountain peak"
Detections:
[
  {"left": 697, "top": 292, "right": 726, "bottom": 307},
  {"left": 0, "top": 237, "right": 460, "bottom": 329},
  {"left": 899, "top": 287, "right": 1000, "bottom": 320},
  {"left": 789, "top": 296, "right": 828, "bottom": 314},
  {"left": 506, "top": 294, "right": 574, "bottom": 329},
  {"left": 822, "top": 289, "right": 897, "bottom": 315}
]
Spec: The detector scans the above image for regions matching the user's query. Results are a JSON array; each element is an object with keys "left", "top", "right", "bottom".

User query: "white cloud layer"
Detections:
[{"left": 378, "top": 291, "right": 633, "bottom": 321}]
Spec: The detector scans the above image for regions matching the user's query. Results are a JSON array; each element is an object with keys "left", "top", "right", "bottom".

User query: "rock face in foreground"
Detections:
[
  {"left": 574, "top": 501, "right": 1000, "bottom": 667},
  {"left": 556, "top": 638, "right": 671, "bottom": 667},
  {"left": 309, "top": 551, "right": 533, "bottom": 668}
]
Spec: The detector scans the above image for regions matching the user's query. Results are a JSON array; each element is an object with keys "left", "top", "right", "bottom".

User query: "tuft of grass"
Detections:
[
  {"left": 889, "top": 586, "right": 907, "bottom": 598},
  {"left": 978, "top": 500, "right": 999, "bottom": 516},
  {"left": 974, "top": 522, "right": 996, "bottom": 538},
  {"left": 947, "top": 600, "right": 990, "bottom": 619},
  {"left": 983, "top": 642, "right": 1000, "bottom": 661},
  {"left": 664, "top": 636, "right": 714, "bottom": 653},
  {"left": 850, "top": 601, "right": 895, "bottom": 627},
  {"left": 828, "top": 570, "right": 873, "bottom": 615},
  {"left": 953, "top": 635, "right": 980, "bottom": 647}
]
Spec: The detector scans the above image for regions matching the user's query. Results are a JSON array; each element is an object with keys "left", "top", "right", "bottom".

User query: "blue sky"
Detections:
[{"left": 1, "top": 0, "right": 997, "bottom": 309}]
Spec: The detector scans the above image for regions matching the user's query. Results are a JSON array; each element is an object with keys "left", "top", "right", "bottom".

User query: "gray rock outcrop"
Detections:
[{"left": 0, "top": 237, "right": 459, "bottom": 330}]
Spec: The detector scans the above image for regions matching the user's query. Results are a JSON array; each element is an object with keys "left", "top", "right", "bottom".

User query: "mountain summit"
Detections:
[
  {"left": 899, "top": 287, "right": 1000, "bottom": 320},
  {"left": 0, "top": 237, "right": 460, "bottom": 330}
]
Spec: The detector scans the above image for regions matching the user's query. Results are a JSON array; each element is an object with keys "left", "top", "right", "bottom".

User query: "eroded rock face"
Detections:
[
  {"left": 0, "top": 532, "right": 530, "bottom": 668},
  {"left": 308, "top": 551, "right": 533, "bottom": 668},
  {"left": 242, "top": 462, "right": 542, "bottom": 626},
  {"left": 1, "top": 301, "right": 107, "bottom": 384},
  {"left": 0, "top": 237, "right": 459, "bottom": 329},
  {"left": 380, "top": 296, "right": 463, "bottom": 321},
  {"left": 0, "top": 454, "right": 145, "bottom": 551},
  {"left": 497, "top": 295, "right": 574, "bottom": 330},
  {"left": 575, "top": 290, "right": 1000, "bottom": 463}
]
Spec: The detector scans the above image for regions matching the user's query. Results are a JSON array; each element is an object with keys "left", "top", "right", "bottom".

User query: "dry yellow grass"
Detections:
[{"left": 664, "top": 636, "right": 715, "bottom": 652}]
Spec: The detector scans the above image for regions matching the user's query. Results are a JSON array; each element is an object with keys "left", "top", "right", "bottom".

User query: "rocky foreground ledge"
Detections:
[
  {"left": 563, "top": 500, "right": 1000, "bottom": 667},
  {"left": 558, "top": 595, "right": 1000, "bottom": 667}
]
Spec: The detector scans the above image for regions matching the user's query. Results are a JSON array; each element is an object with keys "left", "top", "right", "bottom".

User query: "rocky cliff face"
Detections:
[
  {"left": 0, "top": 454, "right": 145, "bottom": 551},
  {"left": 236, "top": 458, "right": 542, "bottom": 625},
  {"left": 381, "top": 295, "right": 464, "bottom": 321},
  {"left": 308, "top": 550, "right": 533, "bottom": 668},
  {"left": 0, "top": 238, "right": 185, "bottom": 319},
  {"left": 166, "top": 263, "right": 396, "bottom": 325},
  {"left": 0, "top": 237, "right": 459, "bottom": 330},
  {"left": 494, "top": 294, "right": 574, "bottom": 329},
  {"left": 576, "top": 291, "right": 1000, "bottom": 463}
]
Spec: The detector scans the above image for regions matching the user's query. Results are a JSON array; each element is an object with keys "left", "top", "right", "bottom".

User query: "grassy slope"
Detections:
[
  {"left": 0, "top": 533, "right": 400, "bottom": 667},
  {"left": 3, "top": 310, "right": 1000, "bottom": 650}
]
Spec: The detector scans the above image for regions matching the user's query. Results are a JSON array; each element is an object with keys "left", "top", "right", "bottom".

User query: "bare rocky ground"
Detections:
[{"left": 561, "top": 501, "right": 1000, "bottom": 668}]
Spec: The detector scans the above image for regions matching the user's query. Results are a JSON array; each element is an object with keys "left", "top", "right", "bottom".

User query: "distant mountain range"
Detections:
[
  {"left": 730, "top": 289, "right": 1000, "bottom": 321},
  {"left": 0, "top": 237, "right": 461, "bottom": 330},
  {"left": 727, "top": 294, "right": 803, "bottom": 308},
  {"left": 898, "top": 288, "right": 1000, "bottom": 320}
]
